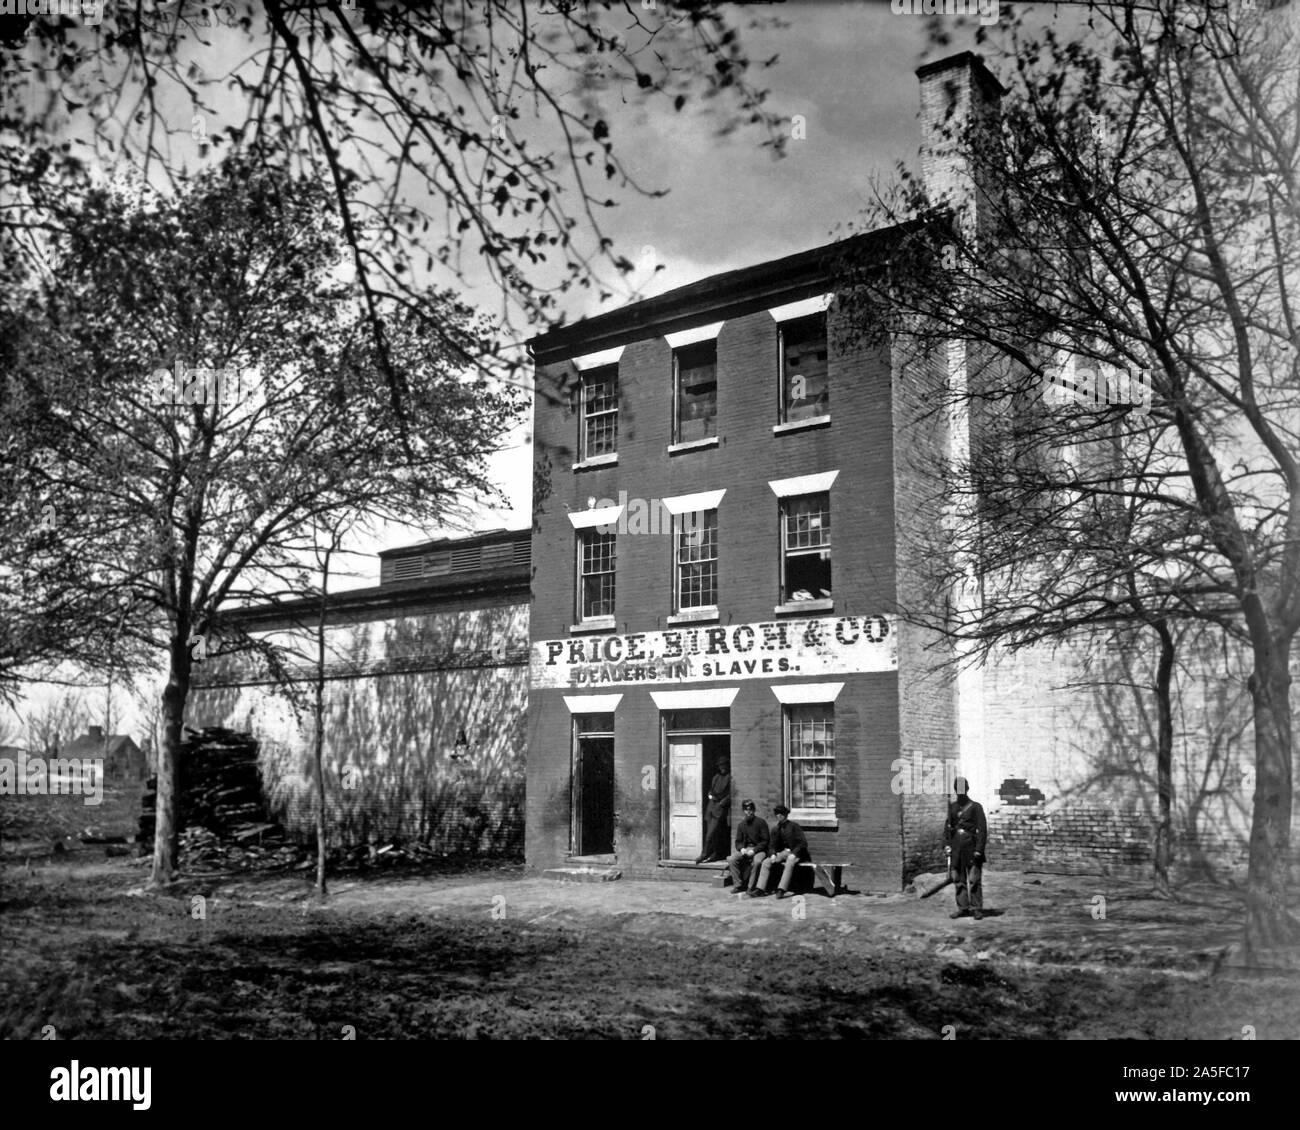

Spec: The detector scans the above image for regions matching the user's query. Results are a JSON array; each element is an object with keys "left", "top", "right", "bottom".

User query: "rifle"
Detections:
[{"left": 917, "top": 872, "right": 954, "bottom": 898}]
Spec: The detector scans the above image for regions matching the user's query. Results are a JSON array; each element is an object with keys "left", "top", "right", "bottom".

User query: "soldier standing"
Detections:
[
  {"left": 944, "top": 776, "right": 988, "bottom": 920},
  {"left": 696, "top": 755, "right": 731, "bottom": 863}
]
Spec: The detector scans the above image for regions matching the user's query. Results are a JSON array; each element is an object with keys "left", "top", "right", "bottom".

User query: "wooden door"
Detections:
[{"left": 666, "top": 736, "right": 703, "bottom": 861}]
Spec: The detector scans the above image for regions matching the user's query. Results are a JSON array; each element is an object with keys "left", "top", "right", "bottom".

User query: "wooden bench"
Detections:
[
  {"left": 799, "top": 862, "right": 852, "bottom": 897},
  {"left": 721, "top": 860, "right": 853, "bottom": 896}
]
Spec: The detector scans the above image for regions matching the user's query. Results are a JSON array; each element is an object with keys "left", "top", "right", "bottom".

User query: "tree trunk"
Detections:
[
  {"left": 1243, "top": 633, "right": 1296, "bottom": 955},
  {"left": 313, "top": 707, "right": 328, "bottom": 896},
  {"left": 1153, "top": 620, "right": 1175, "bottom": 895},
  {"left": 148, "top": 642, "right": 191, "bottom": 888},
  {"left": 314, "top": 547, "right": 331, "bottom": 898}
]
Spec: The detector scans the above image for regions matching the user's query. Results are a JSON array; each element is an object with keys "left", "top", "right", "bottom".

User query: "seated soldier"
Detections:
[
  {"left": 750, "top": 804, "right": 810, "bottom": 899},
  {"left": 726, "top": 799, "right": 769, "bottom": 897}
]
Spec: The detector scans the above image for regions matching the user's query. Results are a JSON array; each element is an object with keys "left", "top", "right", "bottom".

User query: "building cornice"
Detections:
[
  {"left": 226, "top": 567, "right": 530, "bottom": 633},
  {"left": 529, "top": 224, "right": 922, "bottom": 366}
]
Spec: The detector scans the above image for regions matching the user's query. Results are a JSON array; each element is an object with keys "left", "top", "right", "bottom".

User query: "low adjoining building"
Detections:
[{"left": 189, "top": 528, "right": 530, "bottom": 855}]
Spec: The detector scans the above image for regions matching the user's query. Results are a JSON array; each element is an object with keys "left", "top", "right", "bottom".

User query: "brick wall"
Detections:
[
  {"left": 529, "top": 293, "right": 911, "bottom": 889},
  {"left": 987, "top": 803, "right": 1265, "bottom": 877},
  {"left": 988, "top": 804, "right": 1154, "bottom": 873},
  {"left": 968, "top": 631, "right": 1278, "bottom": 877},
  {"left": 892, "top": 334, "right": 961, "bottom": 885},
  {"left": 907, "top": 56, "right": 1287, "bottom": 884}
]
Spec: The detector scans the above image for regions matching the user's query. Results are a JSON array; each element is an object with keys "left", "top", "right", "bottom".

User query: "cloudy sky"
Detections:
[
  {"left": 447, "top": 0, "right": 995, "bottom": 549},
  {"left": 5, "top": 0, "right": 1007, "bottom": 734},
  {"left": 19, "top": 0, "right": 1016, "bottom": 578}
]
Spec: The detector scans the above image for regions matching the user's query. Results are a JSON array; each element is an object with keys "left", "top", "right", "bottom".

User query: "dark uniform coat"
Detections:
[
  {"left": 700, "top": 769, "right": 732, "bottom": 860},
  {"left": 943, "top": 796, "right": 988, "bottom": 865},
  {"left": 734, "top": 815, "right": 770, "bottom": 853},
  {"left": 943, "top": 795, "right": 988, "bottom": 913},
  {"left": 770, "top": 817, "right": 811, "bottom": 862}
]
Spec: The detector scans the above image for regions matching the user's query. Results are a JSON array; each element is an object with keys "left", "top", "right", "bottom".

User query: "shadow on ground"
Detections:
[{"left": 0, "top": 856, "right": 1295, "bottom": 1039}]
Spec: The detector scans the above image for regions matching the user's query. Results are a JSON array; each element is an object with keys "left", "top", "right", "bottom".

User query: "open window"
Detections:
[
  {"left": 779, "top": 312, "right": 828, "bottom": 423},
  {"left": 673, "top": 340, "right": 718, "bottom": 444},
  {"left": 780, "top": 492, "right": 831, "bottom": 604}
]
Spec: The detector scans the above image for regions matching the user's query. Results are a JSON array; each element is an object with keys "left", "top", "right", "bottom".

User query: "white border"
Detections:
[
  {"left": 562, "top": 694, "right": 624, "bottom": 713},
  {"left": 572, "top": 346, "right": 625, "bottom": 371},
  {"left": 649, "top": 687, "right": 740, "bottom": 710},
  {"left": 768, "top": 470, "right": 839, "bottom": 497},
  {"left": 768, "top": 294, "right": 833, "bottom": 323},
  {"left": 568, "top": 504, "right": 624, "bottom": 529},
  {"left": 660, "top": 489, "right": 726, "bottom": 515},
  {"left": 664, "top": 322, "right": 725, "bottom": 348},
  {"left": 769, "top": 682, "right": 844, "bottom": 704}
]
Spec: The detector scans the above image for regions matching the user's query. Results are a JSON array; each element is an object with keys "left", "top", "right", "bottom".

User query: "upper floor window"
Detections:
[
  {"left": 781, "top": 492, "right": 831, "bottom": 603},
  {"left": 779, "top": 312, "right": 828, "bottom": 423},
  {"left": 675, "top": 509, "right": 719, "bottom": 612},
  {"left": 673, "top": 341, "right": 717, "bottom": 444},
  {"left": 580, "top": 364, "right": 618, "bottom": 460},
  {"left": 577, "top": 528, "right": 616, "bottom": 621}
]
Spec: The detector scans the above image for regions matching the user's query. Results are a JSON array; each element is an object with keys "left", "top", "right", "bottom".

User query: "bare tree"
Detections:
[
  {"left": 845, "top": 0, "right": 1299, "bottom": 951},
  {"left": 0, "top": 1, "right": 784, "bottom": 403},
  {"left": 23, "top": 690, "right": 89, "bottom": 758},
  {"left": 3, "top": 158, "right": 519, "bottom": 887},
  {"left": 308, "top": 519, "right": 353, "bottom": 898}
]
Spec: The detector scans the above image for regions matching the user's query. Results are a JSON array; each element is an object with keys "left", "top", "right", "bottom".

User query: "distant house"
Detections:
[{"left": 61, "top": 727, "right": 147, "bottom": 781}]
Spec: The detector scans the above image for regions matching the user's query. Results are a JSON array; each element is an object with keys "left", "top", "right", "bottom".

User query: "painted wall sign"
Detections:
[{"left": 530, "top": 615, "right": 897, "bottom": 690}]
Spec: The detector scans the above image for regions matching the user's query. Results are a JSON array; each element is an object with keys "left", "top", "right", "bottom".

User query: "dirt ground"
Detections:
[{"left": 2, "top": 842, "right": 1297, "bottom": 1040}]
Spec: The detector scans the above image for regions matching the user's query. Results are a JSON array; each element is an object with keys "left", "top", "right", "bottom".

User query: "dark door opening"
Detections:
[
  {"left": 699, "top": 734, "right": 732, "bottom": 858},
  {"left": 575, "top": 730, "right": 615, "bottom": 856}
]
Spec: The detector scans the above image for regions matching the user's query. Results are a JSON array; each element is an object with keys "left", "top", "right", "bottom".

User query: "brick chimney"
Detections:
[
  {"left": 915, "top": 52, "right": 1005, "bottom": 239},
  {"left": 88, "top": 725, "right": 104, "bottom": 741},
  {"left": 916, "top": 55, "right": 1008, "bottom": 806}
]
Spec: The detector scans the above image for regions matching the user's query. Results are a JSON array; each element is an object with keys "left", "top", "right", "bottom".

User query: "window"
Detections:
[
  {"left": 662, "top": 708, "right": 730, "bottom": 732},
  {"left": 577, "top": 529, "right": 616, "bottom": 620},
  {"left": 786, "top": 703, "right": 835, "bottom": 813},
  {"left": 675, "top": 509, "right": 718, "bottom": 611},
  {"left": 779, "top": 312, "right": 828, "bottom": 423},
  {"left": 575, "top": 712, "right": 616, "bottom": 735},
  {"left": 580, "top": 364, "right": 618, "bottom": 460},
  {"left": 673, "top": 340, "right": 717, "bottom": 443},
  {"left": 780, "top": 492, "right": 831, "bottom": 603}
]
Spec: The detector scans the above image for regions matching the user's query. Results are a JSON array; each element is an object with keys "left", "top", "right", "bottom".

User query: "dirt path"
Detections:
[
  {"left": 2, "top": 857, "right": 1295, "bottom": 1039},
  {"left": 216, "top": 866, "right": 1246, "bottom": 974}
]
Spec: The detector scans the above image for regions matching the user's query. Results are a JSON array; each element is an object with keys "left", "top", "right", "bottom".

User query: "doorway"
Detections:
[
  {"left": 662, "top": 709, "right": 730, "bottom": 861},
  {"left": 573, "top": 714, "right": 615, "bottom": 856}
]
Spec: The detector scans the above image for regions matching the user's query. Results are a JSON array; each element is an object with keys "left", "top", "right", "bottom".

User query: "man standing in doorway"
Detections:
[
  {"left": 726, "top": 799, "right": 769, "bottom": 896},
  {"left": 697, "top": 755, "right": 731, "bottom": 863},
  {"left": 944, "top": 776, "right": 988, "bottom": 920},
  {"left": 750, "top": 804, "right": 809, "bottom": 899}
]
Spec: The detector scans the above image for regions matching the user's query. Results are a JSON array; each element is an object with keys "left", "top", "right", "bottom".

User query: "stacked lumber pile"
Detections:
[
  {"left": 175, "top": 728, "right": 269, "bottom": 835},
  {"left": 139, "top": 728, "right": 290, "bottom": 868},
  {"left": 135, "top": 728, "right": 519, "bottom": 874}
]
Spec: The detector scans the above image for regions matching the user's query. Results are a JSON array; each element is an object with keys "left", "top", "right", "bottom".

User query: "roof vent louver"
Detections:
[{"left": 451, "top": 545, "right": 481, "bottom": 572}]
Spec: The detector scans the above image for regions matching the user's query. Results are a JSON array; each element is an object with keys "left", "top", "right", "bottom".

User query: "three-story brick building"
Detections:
[{"left": 522, "top": 51, "right": 996, "bottom": 887}]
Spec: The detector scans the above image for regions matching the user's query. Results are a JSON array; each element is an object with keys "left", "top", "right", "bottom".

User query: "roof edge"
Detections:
[{"left": 529, "top": 222, "right": 923, "bottom": 364}]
